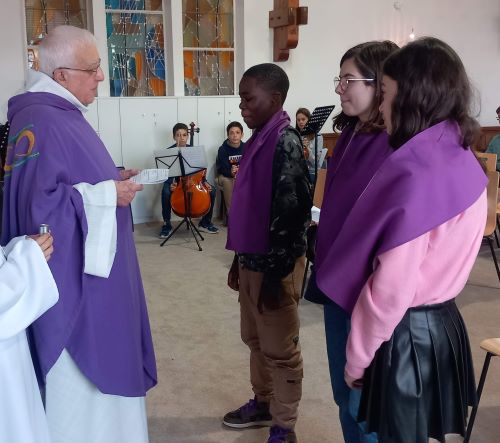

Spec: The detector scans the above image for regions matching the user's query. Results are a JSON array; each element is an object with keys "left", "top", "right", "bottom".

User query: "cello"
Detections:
[{"left": 170, "top": 122, "right": 211, "bottom": 218}]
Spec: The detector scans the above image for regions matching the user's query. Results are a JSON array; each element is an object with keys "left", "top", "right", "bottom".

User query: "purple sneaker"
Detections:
[
  {"left": 267, "top": 425, "right": 297, "bottom": 443},
  {"left": 222, "top": 397, "right": 272, "bottom": 428}
]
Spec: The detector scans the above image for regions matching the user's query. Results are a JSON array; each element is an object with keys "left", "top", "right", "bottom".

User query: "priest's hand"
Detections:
[
  {"left": 227, "top": 255, "right": 239, "bottom": 291},
  {"left": 115, "top": 180, "right": 143, "bottom": 206},
  {"left": 30, "top": 233, "right": 54, "bottom": 261},
  {"left": 119, "top": 168, "right": 140, "bottom": 180}
]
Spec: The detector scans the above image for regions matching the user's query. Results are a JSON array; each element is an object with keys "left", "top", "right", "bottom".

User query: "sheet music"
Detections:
[
  {"left": 131, "top": 169, "right": 169, "bottom": 184},
  {"left": 181, "top": 146, "right": 208, "bottom": 172},
  {"left": 153, "top": 146, "right": 208, "bottom": 178},
  {"left": 304, "top": 105, "right": 336, "bottom": 134}
]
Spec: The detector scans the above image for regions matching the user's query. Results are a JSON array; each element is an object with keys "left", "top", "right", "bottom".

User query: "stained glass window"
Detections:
[
  {"left": 106, "top": 0, "right": 166, "bottom": 97},
  {"left": 25, "top": 0, "right": 88, "bottom": 68},
  {"left": 183, "top": 0, "right": 235, "bottom": 96},
  {"left": 25, "top": 0, "right": 87, "bottom": 45}
]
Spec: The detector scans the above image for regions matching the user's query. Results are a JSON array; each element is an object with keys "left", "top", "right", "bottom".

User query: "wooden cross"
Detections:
[{"left": 269, "top": 0, "right": 308, "bottom": 62}]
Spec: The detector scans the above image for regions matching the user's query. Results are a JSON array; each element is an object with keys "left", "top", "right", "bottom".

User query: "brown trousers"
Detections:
[
  {"left": 238, "top": 257, "right": 305, "bottom": 429},
  {"left": 215, "top": 175, "right": 235, "bottom": 211}
]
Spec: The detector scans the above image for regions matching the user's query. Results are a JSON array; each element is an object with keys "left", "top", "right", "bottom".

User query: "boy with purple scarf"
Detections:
[{"left": 224, "top": 63, "right": 312, "bottom": 443}]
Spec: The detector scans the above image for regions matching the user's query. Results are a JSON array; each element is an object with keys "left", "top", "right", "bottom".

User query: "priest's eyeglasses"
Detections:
[
  {"left": 334, "top": 76, "right": 375, "bottom": 91},
  {"left": 53, "top": 60, "right": 101, "bottom": 76}
]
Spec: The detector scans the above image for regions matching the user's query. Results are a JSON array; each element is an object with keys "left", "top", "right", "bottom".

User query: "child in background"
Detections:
[
  {"left": 215, "top": 121, "right": 245, "bottom": 214},
  {"left": 159, "top": 122, "right": 218, "bottom": 238}
]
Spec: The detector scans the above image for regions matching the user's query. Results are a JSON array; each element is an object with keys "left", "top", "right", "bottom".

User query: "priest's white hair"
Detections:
[{"left": 38, "top": 25, "right": 97, "bottom": 76}]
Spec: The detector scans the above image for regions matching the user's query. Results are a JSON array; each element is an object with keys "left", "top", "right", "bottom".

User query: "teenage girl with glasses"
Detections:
[{"left": 304, "top": 40, "right": 398, "bottom": 443}]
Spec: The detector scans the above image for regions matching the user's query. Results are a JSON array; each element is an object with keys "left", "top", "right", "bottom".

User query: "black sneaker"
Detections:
[
  {"left": 267, "top": 425, "right": 297, "bottom": 443},
  {"left": 222, "top": 397, "right": 272, "bottom": 429},
  {"left": 198, "top": 222, "right": 219, "bottom": 234},
  {"left": 159, "top": 224, "right": 172, "bottom": 239}
]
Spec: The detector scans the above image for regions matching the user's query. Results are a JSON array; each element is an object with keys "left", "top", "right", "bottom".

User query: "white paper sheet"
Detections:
[
  {"left": 131, "top": 169, "right": 169, "bottom": 184},
  {"left": 311, "top": 206, "right": 321, "bottom": 223}
]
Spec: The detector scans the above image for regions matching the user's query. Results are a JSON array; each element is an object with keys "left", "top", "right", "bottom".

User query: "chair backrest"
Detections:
[
  {"left": 313, "top": 168, "right": 327, "bottom": 208},
  {"left": 476, "top": 152, "right": 497, "bottom": 172},
  {"left": 485, "top": 170, "right": 499, "bottom": 236}
]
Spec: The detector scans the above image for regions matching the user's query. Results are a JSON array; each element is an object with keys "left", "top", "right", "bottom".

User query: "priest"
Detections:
[{"left": 2, "top": 25, "right": 157, "bottom": 443}]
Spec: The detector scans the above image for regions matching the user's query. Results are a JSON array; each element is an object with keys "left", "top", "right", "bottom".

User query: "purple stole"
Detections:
[
  {"left": 226, "top": 110, "right": 290, "bottom": 254},
  {"left": 316, "top": 120, "right": 487, "bottom": 313}
]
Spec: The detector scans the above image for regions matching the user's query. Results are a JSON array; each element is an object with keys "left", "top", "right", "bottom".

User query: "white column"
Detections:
[
  {"left": 168, "top": 0, "right": 185, "bottom": 97},
  {"left": 92, "top": 0, "right": 111, "bottom": 97},
  {"left": 0, "top": 1, "right": 27, "bottom": 120}
]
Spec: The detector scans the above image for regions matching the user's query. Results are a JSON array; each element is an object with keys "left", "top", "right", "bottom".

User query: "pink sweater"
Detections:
[{"left": 345, "top": 190, "right": 487, "bottom": 380}]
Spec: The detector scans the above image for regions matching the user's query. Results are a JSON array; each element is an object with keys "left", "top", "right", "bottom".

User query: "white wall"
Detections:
[
  {"left": 243, "top": 0, "right": 500, "bottom": 127},
  {"left": 3, "top": 0, "right": 500, "bottom": 123}
]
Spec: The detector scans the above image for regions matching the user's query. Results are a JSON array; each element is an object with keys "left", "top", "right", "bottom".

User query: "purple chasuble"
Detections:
[
  {"left": 316, "top": 120, "right": 487, "bottom": 313},
  {"left": 226, "top": 110, "right": 290, "bottom": 254},
  {"left": 3, "top": 92, "right": 157, "bottom": 396}
]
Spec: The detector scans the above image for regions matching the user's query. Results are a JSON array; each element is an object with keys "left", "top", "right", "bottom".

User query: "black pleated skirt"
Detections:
[{"left": 358, "top": 299, "right": 476, "bottom": 443}]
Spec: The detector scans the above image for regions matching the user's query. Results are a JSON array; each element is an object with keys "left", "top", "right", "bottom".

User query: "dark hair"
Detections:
[
  {"left": 226, "top": 121, "right": 243, "bottom": 134},
  {"left": 496, "top": 106, "right": 500, "bottom": 114},
  {"left": 296, "top": 107, "right": 311, "bottom": 119},
  {"left": 295, "top": 108, "right": 314, "bottom": 138},
  {"left": 383, "top": 37, "right": 479, "bottom": 149},
  {"left": 172, "top": 122, "right": 188, "bottom": 137},
  {"left": 332, "top": 40, "right": 399, "bottom": 133},
  {"left": 295, "top": 107, "right": 311, "bottom": 132},
  {"left": 242, "top": 63, "right": 289, "bottom": 104}
]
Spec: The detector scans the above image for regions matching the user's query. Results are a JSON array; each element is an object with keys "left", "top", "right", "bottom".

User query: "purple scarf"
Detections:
[
  {"left": 226, "top": 110, "right": 291, "bottom": 254},
  {"left": 316, "top": 120, "right": 487, "bottom": 313}
]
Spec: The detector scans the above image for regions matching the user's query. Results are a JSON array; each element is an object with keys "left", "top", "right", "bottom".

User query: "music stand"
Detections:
[
  {"left": 154, "top": 147, "right": 207, "bottom": 251},
  {"left": 301, "top": 105, "right": 335, "bottom": 186}
]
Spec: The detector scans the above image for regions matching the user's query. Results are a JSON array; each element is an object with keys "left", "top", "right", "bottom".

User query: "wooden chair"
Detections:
[
  {"left": 464, "top": 338, "right": 500, "bottom": 442},
  {"left": 484, "top": 171, "right": 500, "bottom": 282},
  {"left": 496, "top": 196, "right": 500, "bottom": 247},
  {"left": 300, "top": 168, "right": 327, "bottom": 298},
  {"left": 475, "top": 151, "right": 497, "bottom": 172}
]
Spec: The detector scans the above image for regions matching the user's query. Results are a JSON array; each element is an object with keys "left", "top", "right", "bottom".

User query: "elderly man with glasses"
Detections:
[{"left": 2, "top": 25, "right": 157, "bottom": 443}]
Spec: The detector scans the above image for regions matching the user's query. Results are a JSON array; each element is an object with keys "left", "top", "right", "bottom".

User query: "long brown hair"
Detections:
[
  {"left": 296, "top": 107, "right": 313, "bottom": 139},
  {"left": 332, "top": 40, "right": 399, "bottom": 133},
  {"left": 383, "top": 37, "right": 479, "bottom": 149}
]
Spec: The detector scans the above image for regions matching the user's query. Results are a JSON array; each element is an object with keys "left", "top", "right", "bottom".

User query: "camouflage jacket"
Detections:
[{"left": 239, "top": 126, "right": 312, "bottom": 280}]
